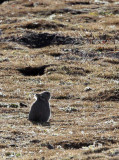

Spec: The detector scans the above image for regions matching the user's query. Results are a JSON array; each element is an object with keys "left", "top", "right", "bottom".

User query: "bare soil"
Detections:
[{"left": 0, "top": 0, "right": 119, "bottom": 159}]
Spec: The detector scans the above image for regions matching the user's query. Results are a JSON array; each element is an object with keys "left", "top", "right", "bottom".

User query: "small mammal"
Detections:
[{"left": 29, "top": 91, "right": 51, "bottom": 122}]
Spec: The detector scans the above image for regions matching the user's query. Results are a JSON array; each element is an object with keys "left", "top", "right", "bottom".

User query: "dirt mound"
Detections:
[
  {"left": 38, "top": 8, "right": 87, "bottom": 16},
  {"left": 84, "top": 89, "right": 119, "bottom": 101},
  {"left": 56, "top": 141, "right": 93, "bottom": 149},
  {"left": 12, "top": 32, "right": 81, "bottom": 48},
  {"left": 21, "top": 21, "right": 65, "bottom": 30},
  {"left": 55, "top": 137, "right": 117, "bottom": 150}
]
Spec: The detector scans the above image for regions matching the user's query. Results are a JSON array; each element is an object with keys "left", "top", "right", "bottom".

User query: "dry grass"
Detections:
[{"left": 0, "top": 0, "right": 119, "bottom": 159}]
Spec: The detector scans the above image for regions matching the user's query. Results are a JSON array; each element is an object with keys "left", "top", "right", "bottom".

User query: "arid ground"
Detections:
[{"left": 0, "top": 0, "right": 119, "bottom": 159}]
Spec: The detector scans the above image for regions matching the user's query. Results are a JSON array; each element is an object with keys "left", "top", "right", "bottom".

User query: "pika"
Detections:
[{"left": 29, "top": 91, "right": 51, "bottom": 122}]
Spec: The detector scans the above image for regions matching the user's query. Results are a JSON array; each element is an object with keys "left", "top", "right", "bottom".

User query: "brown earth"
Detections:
[{"left": 0, "top": 0, "right": 119, "bottom": 159}]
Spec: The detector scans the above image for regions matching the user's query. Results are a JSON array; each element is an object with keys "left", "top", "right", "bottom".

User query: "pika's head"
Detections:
[{"left": 36, "top": 91, "right": 51, "bottom": 101}]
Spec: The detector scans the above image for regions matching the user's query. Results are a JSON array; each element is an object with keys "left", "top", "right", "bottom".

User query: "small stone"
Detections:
[
  {"left": 19, "top": 102, "right": 27, "bottom": 108},
  {"left": 47, "top": 143, "right": 54, "bottom": 149},
  {"left": 93, "top": 105, "right": 101, "bottom": 109},
  {"left": 0, "top": 92, "right": 5, "bottom": 97},
  {"left": 57, "top": 145, "right": 63, "bottom": 149},
  {"left": 84, "top": 82, "right": 90, "bottom": 86},
  {"left": 84, "top": 87, "right": 92, "bottom": 91},
  {"left": 30, "top": 139, "right": 40, "bottom": 143}
]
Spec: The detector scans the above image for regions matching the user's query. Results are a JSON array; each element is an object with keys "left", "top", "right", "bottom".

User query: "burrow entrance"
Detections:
[
  {"left": 55, "top": 141, "right": 93, "bottom": 149},
  {"left": 18, "top": 65, "right": 49, "bottom": 76}
]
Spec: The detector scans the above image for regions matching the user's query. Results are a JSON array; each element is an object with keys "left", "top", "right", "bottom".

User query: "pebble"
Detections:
[{"left": 84, "top": 87, "right": 92, "bottom": 91}]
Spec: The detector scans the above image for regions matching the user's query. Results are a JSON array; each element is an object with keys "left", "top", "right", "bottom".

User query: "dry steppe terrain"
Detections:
[{"left": 0, "top": 0, "right": 119, "bottom": 159}]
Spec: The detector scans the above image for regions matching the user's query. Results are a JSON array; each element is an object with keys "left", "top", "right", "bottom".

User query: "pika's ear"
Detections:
[
  {"left": 35, "top": 94, "right": 39, "bottom": 98},
  {"left": 36, "top": 94, "right": 46, "bottom": 101},
  {"left": 35, "top": 94, "right": 41, "bottom": 100}
]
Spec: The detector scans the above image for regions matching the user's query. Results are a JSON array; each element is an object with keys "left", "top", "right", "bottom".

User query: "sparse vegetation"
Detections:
[{"left": 0, "top": 0, "right": 119, "bottom": 159}]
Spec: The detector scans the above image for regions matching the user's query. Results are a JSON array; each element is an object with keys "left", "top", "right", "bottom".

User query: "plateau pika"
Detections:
[{"left": 29, "top": 91, "right": 51, "bottom": 122}]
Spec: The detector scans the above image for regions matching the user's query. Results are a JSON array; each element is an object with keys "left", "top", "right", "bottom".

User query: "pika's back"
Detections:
[{"left": 29, "top": 91, "right": 51, "bottom": 122}]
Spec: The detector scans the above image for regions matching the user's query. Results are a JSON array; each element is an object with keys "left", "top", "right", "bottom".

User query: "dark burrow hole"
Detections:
[
  {"left": 54, "top": 95, "right": 73, "bottom": 100},
  {"left": 56, "top": 141, "right": 93, "bottom": 149},
  {"left": 67, "top": 1, "right": 90, "bottom": 5},
  {"left": 30, "top": 139, "right": 41, "bottom": 143},
  {"left": 36, "top": 8, "right": 87, "bottom": 16},
  {"left": 12, "top": 32, "right": 81, "bottom": 48},
  {"left": 50, "top": 53, "right": 62, "bottom": 57},
  {"left": 56, "top": 137, "right": 118, "bottom": 150},
  {"left": 22, "top": 21, "right": 65, "bottom": 30},
  {"left": 18, "top": 65, "right": 49, "bottom": 76}
]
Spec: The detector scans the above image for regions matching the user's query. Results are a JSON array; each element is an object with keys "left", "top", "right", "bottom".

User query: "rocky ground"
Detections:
[{"left": 0, "top": 0, "right": 119, "bottom": 159}]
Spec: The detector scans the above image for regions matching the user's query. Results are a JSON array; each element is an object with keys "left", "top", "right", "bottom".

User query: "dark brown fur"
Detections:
[{"left": 29, "top": 91, "right": 51, "bottom": 122}]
